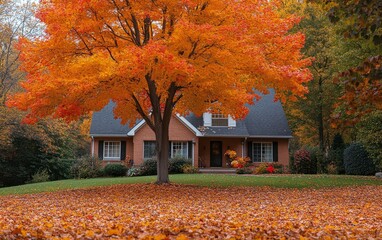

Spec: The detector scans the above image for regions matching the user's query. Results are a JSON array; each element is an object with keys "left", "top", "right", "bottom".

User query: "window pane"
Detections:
[
  {"left": 144, "top": 141, "right": 156, "bottom": 159},
  {"left": 172, "top": 141, "right": 188, "bottom": 158},
  {"left": 253, "top": 143, "right": 262, "bottom": 162},
  {"left": 211, "top": 114, "right": 228, "bottom": 126},
  {"left": 252, "top": 142, "right": 273, "bottom": 162},
  {"left": 262, "top": 143, "right": 273, "bottom": 162},
  {"left": 104, "top": 141, "right": 121, "bottom": 159}
]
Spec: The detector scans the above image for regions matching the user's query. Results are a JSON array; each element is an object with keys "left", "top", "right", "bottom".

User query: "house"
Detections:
[{"left": 89, "top": 91, "right": 292, "bottom": 168}]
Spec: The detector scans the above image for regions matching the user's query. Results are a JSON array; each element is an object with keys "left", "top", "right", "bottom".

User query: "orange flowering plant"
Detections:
[
  {"left": 224, "top": 150, "right": 237, "bottom": 167},
  {"left": 231, "top": 157, "right": 251, "bottom": 169},
  {"left": 224, "top": 150, "right": 237, "bottom": 160}
]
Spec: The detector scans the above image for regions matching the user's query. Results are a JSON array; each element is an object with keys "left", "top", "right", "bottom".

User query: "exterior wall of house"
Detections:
[
  {"left": 133, "top": 116, "right": 198, "bottom": 166},
  {"left": 198, "top": 137, "right": 244, "bottom": 168},
  {"left": 93, "top": 137, "right": 133, "bottom": 166},
  {"left": 246, "top": 138, "right": 289, "bottom": 166},
  {"left": 198, "top": 137, "right": 289, "bottom": 168}
]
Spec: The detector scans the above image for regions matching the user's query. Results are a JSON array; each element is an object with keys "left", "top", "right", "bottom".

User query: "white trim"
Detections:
[
  {"left": 192, "top": 142, "right": 195, "bottom": 166},
  {"left": 127, "top": 120, "right": 146, "bottom": 136},
  {"left": 176, "top": 114, "right": 203, "bottom": 136},
  {"left": 228, "top": 115, "right": 236, "bottom": 127},
  {"left": 203, "top": 112, "right": 212, "bottom": 126}
]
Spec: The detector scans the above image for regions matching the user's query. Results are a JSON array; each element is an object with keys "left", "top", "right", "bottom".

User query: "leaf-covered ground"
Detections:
[{"left": 0, "top": 184, "right": 381, "bottom": 239}]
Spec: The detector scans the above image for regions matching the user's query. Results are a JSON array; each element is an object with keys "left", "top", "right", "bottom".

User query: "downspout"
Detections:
[
  {"left": 242, "top": 137, "right": 247, "bottom": 157},
  {"left": 91, "top": 136, "right": 95, "bottom": 157},
  {"left": 192, "top": 139, "right": 195, "bottom": 167}
]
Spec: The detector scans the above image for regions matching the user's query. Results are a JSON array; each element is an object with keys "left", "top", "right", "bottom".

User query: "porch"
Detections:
[{"left": 198, "top": 168, "right": 236, "bottom": 174}]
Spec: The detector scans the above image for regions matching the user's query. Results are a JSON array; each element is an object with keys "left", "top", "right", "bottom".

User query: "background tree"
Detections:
[
  {"left": 284, "top": 3, "right": 340, "bottom": 151},
  {"left": 0, "top": 1, "right": 90, "bottom": 187},
  {"left": 9, "top": 0, "right": 312, "bottom": 183},
  {"left": 325, "top": 0, "right": 382, "bottom": 126}
]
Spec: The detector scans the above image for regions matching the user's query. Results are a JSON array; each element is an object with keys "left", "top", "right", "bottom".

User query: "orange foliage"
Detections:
[
  {"left": 8, "top": 0, "right": 312, "bottom": 124},
  {"left": 0, "top": 184, "right": 381, "bottom": 238}
]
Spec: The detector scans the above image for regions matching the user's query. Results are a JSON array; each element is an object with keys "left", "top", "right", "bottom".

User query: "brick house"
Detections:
[{"left": 90, "top": 91, "right": 292, "bottom": 168}]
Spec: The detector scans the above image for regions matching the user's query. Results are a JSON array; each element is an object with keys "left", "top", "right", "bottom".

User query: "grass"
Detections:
[{"left": 0, "top": 174, "right": 381, "bottom": 196}]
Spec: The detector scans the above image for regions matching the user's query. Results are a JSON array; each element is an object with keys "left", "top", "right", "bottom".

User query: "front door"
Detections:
[{"left": 210, "top": 141, "right": 222, "bottom": 167}]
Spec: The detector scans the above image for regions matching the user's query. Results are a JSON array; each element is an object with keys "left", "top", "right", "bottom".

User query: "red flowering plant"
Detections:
[{"left": 266, "top": 164, "right": 275, "bottom": 173}]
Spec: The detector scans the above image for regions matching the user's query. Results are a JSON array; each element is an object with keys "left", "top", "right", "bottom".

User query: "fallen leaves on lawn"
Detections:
[{"left": 0, "top": 184, "right": 381, "bottom": 239}]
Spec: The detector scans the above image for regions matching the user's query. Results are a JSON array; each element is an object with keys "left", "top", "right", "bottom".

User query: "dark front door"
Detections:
[{"left": 210, "top": 141, "right": 222, "bottom": 167}]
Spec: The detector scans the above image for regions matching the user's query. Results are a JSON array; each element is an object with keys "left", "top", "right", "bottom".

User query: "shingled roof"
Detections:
[{"left": 90, "top": 91, "right": 292, "bottom": 138}]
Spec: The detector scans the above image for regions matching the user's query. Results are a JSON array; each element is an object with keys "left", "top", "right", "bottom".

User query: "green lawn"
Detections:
[{"left": 0, "top": 174, "right": 381, "bottom": 196}]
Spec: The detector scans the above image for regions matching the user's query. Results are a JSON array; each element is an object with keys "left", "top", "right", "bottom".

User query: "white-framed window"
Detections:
[
  {"left": 144, "top": 141, "right": 156, "bottom": 159},
  {"left": 211, "top": 113, "right": 228, "bottom": 126},
  {"left": 252, "top": 142, "right": 273, "bottom": 162},
  {"left": 171, "top": 141, "right": 188, "bottom": 158},
  {"left": 104, "top": 141, "right": 121, "bottom": 160}
]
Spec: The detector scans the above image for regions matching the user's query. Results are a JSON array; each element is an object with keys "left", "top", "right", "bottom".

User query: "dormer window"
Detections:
[
  {"left": 203, "top": 112, "right": 236, "bottom": 127},
  {"left": 212, "top": 114, "right": 228, "bottom": 126}
]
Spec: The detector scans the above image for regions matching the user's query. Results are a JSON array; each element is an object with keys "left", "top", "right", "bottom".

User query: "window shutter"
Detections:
[
  {"left": 203, "top": 113, "right": 212, "bottom": 126},
  {"left": 169, "top": 141, "right": 172, "bottom": 159},
  {"left": 120, "top": 141, "right": 126, "bottom": 160},
  {"left": 188, "top": 141, "right": 193, "bottom": 159},
  {"left": 273, "top": 142, "right": 278, "bottom": 162},
  {"left": 98, "top": 141, "right": 104, "bottom": 160},
  {"left": 228, "top": 115, "right": 236, "bottom": 127},
  {"left": 247, "top": 142, "right": 252, "bottom": 162}
]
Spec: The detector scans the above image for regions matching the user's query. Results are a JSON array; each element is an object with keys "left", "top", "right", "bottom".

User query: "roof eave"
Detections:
[{"left": 90, "top": 134, "right": 130, "bottom": 137}]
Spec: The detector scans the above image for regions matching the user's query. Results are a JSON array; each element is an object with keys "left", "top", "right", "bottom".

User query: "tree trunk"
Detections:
[
  {"left": 132, "top": 75, "right": 179, "bottom": 184},
  {"left": 318, "top": 77, "right": 324, "bottom": 152},
  {"left": 155, "top": 121, "right": 170, "bottom": 184}
]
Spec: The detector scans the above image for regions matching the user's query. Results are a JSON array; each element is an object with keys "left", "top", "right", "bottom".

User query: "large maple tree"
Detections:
[{"left": 9, "top": 0, "right": 312, "bottom": 183}]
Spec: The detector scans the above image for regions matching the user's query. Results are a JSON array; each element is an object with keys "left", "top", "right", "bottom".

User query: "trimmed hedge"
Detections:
[{"left": 103, "top": 164, "right": 128, "bottom": 177}]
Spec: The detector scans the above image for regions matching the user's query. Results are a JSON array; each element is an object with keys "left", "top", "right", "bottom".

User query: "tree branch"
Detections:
[{"left": 131, "top": 93, "right": 155, "bottom": 131}]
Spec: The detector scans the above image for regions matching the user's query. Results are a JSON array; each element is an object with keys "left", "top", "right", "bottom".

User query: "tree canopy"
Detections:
[{"left": 8, "top": 0, "right": 312, "bottom": 183}]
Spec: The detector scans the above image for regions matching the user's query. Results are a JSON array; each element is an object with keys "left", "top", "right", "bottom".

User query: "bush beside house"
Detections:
[{"left": 344, "top": 143, "right": 376, "bottom": 175}]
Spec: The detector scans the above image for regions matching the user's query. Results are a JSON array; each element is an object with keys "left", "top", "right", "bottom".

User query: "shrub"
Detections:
[
  {"left": 127, "top": 167, "right": 141, "bottom": 177},
  {"left": 169, "top": 157, "right": 192, "bottom": 173},
  {"left": 236, "top": 168, "right": 252, "bottom": 174},
  {"left": 306, "top": 147, "right": 320, "bottom": 174},
  {"left": 344, "top": 143, "right": 376, "bottom": 175},
  {"left": 357, "top": 111, "right": 382, "bottom": 170},
  {"left": 70, "top": 156, "right": 103, "bottom": 179},
  {"left": 103, "top": 164, "right": 128, "bottom": 177},
  {"left": 182, "top": 165, "right": 199, "bottom": 174},
  {"left": 136, "top": 158, "right": 193, "bottom": 176},
  {"left": 289, "top": 155, "right": 296, "bottom": 173},
  {"left": 294, "top": 149, "right": 315, "bottom": 174},
  {"left": 254, "top": 163, "right": 284, "bottom": 174},
  {"left": 254, "top": 163, "right": 268, "bottom": 174},
  {"left": 329, "top": 134, "right": 346, "bottom": 174},
  {"left": 139, "top": 159, "right": 158, "bottom": 176},
  {"left": 30, "top": 169, "right": 50, "bottom": 183},
  {"left": 45, "top": 158, "right": 76, "bottom": 180},
  {"left": 327, "top": 163, "right": 337, "bottom": 175}
]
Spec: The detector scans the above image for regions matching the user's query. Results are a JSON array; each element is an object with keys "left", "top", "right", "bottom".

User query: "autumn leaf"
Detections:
[{"left": 0, "top": 184, "right": 381, "bottom": 239}]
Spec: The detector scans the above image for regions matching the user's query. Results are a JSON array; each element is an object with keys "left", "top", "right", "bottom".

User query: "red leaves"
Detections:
[{"left": 0, "top": 184, "right": 381, "bottom": 239}]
